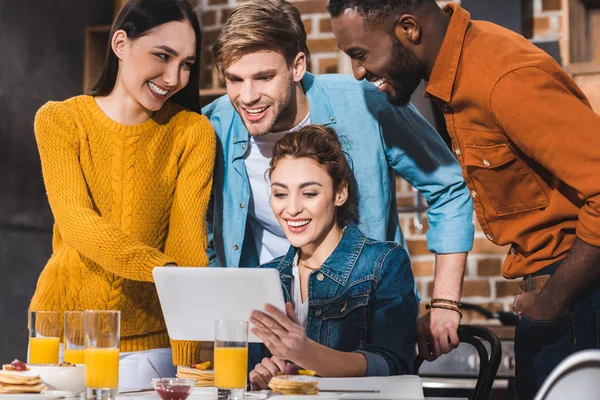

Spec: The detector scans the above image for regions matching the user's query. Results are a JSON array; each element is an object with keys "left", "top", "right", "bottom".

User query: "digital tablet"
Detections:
[{"left": 153, "top": 267, "right": 286, "bottom": 343}]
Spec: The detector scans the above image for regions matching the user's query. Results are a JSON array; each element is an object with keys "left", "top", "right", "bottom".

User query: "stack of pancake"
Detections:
[
  {"left": 177, "top": 366, "right": 214, "bottom": 387},
  {"left": 0, "top": 370, "right": 46, "bottom": 394},
  {"left": 269, "top": 375, "right": 319, "bottom": 395}
]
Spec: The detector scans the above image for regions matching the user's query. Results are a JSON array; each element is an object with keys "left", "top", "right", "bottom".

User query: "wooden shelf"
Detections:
[
  {"left": 84, "top": 26, "right": 111, "bottom": 93},
  {"left": 83, "top": 25, "right": 226, "bottom": 103},
  {"left": 200, "top": 88, "right": 227, "bottom": 98}
]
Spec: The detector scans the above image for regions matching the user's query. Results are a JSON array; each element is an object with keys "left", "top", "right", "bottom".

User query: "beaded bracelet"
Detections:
[
  {"left": 425, "top": 303, "right": 463, "bottom": 319},
  {"left": 431, "top": 298, "right": 462, "bottom": 307}
]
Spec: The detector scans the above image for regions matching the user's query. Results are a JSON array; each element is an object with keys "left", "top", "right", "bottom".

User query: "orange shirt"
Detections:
[{"left": 425, "top": 4, "right": 600, "bottom": 278}]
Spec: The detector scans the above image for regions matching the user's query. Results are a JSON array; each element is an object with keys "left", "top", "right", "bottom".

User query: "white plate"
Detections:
[
  {"left": 0, "top": 370, "right": 40, "bottom": 378},
  {"left": 191, "top": 386, "right": 216, "bottom": 395},
  {"left": 0, "top": 391, "right": 71, "bottom": 399}
]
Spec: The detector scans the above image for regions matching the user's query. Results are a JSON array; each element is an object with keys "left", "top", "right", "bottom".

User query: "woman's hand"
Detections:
[
  {"left": 248, "top": 356, "right": 286, "bottom": 390},
  {"left": 250, "top": 303, "right": 310, "bottom": 364}
]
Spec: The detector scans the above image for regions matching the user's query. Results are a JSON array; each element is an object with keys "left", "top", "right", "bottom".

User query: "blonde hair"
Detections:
[{"left": 212, "top": 0, "right": 310, "bottom": 72}]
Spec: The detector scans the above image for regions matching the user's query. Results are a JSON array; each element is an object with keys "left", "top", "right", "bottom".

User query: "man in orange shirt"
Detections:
[{"left": 328, "top": 0, "right": 600, "bottom": 399}]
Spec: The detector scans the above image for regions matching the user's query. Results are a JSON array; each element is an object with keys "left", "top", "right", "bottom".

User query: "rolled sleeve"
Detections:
[
  {"left": 426, "top": 218, "right": 475, "bottom": 253},
  {"left": 353, "top": 350, "right": 390, "bottom": 376}
]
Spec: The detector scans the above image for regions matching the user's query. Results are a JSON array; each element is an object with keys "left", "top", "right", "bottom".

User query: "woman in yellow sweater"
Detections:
[{"left": 29, "top": 0, "right": 215, "bottom": 387}]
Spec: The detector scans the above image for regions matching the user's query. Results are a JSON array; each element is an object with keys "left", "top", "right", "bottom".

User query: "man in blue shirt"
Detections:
[{"left": 203, "top": 0, "right": 474, "bottom": 361}]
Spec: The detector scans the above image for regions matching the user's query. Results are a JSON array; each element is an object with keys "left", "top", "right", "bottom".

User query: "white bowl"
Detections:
[{"left": 29, "top": 365, "right": 85, "bottom": 396}]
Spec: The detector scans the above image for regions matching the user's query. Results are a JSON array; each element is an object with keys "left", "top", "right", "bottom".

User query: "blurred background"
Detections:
[{"left": 1, "top": 1, "right": 599, "bottom": 391}]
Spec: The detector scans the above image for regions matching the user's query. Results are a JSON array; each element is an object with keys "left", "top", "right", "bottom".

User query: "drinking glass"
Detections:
[
  {"left": 64, "top": 311, "right": 85, "bottom": 364},
  {"left": 28, "top": 311, "right": 60, "bottom": 365},
  {"left": 85, "top": 310, "right": 120, "bottom": 400},
  {"left": 214, "top": 321, "right": 249, "bottom": 400}
]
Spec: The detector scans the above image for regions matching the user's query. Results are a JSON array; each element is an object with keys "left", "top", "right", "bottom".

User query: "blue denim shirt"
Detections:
[
  {"left": 253, "top": 222, "right": 418, "bottom": 376},
  {"left": 202, "top": 73, "right": 474, "bottom": 268}
]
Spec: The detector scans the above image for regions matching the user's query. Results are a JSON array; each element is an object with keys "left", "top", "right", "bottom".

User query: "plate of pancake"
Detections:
[
  {"left": 0, "top": 369, "right": 69, "bottom": 399},
  {"left": 176, "top": 366, "right": 215, "bottom": 388}
]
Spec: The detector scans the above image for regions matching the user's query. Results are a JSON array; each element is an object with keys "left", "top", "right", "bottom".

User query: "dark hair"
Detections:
[
  {"left": 89, "top": 0, "right": 202, "bottom": 113},
  {"left": 268, "top": 125, "right": 359, "bottom": 228},
  {"left": 327, "top": 0, "right": 433, "bottom": 23},
  {"left": 213, "top": 0, "right": 310, "bottom": 72}
]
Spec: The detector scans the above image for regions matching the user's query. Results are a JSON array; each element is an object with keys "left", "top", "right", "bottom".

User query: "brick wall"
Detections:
[
  {"left": 193, "top": 0, "right": 573, "bottom": 322},
  {"left": 522, "top": 0, "right": 568, "bottom": 64},
  {"left": 396, "top": 178, "right": 513, "bottom": 322},
  {"left": 195, "top": 0, "right": 569, "bottom": 83}
]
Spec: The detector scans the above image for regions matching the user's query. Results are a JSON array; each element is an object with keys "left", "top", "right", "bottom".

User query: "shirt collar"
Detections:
[
  {"left": 425, "top": 3, "right": 471, "bottom": 103},
  {"left": 302, "top": 72, "right": 337, "bottom": 126}
]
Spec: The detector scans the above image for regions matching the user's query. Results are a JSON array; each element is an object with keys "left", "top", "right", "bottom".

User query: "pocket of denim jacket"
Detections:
[
  {"left": 463, "top": 143, "right": 549, "bottom": 216},
  {"left": 321, "top": 292, "right": 370, "bottom": 320}
]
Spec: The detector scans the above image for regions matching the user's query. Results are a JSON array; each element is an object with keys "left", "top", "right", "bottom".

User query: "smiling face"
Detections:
[
  {"left": 331, "top": 9, "right": 426, "bottom": 106},
  {"left": 115, "top": 20, "right": 197, "bottom": 113},
  {"left": 270, "top": 156, "right": 347, "bottom": 253},
  {"left": 223, "top": 51, "right": 306, "bottom": 136}
]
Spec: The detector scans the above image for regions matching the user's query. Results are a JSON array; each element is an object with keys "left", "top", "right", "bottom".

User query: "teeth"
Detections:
[
  {"left": 373, "top": 78, "right": 386, "bottom": 88},
  {"left": 148, "top": 81, "right": 168, "bottom": 96},
  {"left": 245, "top": 107, "right": 268, "bottom": 115},
  {"left": 288, "top": 220, "right": 310, "bottom": 228}
]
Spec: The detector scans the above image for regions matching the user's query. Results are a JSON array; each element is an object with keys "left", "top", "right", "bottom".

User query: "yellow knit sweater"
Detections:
[{"left": 29, "top": 95, "right": 216, "bottom": 366}]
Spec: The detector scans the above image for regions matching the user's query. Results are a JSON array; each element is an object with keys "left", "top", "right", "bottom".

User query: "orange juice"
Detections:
[
  {"left": 214, "top": 347, "right": 248, "bottom": 389},
  {"left": 64, "top": 348, "right": 85, "bottom": 364},
  {"left": 85, "top": 347, "right": 120, "bottom": 388},
  {"left": 29, "top": 337, "right": 60, "bottom": 364}
]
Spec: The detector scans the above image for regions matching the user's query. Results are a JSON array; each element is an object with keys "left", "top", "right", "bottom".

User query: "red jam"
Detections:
[
  {"left": 155, "top": 385, "right": 193, "bottom": 400},
  {"left": 10, "top": 359, "right": 27, "bottom": 371}
]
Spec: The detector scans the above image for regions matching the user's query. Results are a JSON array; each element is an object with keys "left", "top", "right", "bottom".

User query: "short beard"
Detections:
[
  {"left": 386, "top": 35, "right": 426, "bottom": 106},
  {"left": 241, "top": 81, "right": 295, "bottom": 136}
]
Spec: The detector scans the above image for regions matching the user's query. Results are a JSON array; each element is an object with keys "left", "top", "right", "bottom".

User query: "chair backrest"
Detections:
[
  {"left": 533, "top": 349, "right": 600, "bottom": 400},
  {"left": 414, "top": 325, "right": 502, "bottom": 400}
]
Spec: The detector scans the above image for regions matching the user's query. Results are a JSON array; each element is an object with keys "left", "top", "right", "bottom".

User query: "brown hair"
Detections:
[
  {"left": 212, "top": 0, "right": 310, "bottom": 72},
  {"left": 268, "top": 125, "right": 359, "bottom": 227}
]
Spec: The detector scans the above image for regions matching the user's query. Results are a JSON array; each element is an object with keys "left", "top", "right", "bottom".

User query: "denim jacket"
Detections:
[
  {"left": 202, "top": 73, "right": 474, "bottom": 269},
  {"left": 255, "top": 223, "right": 418, "bottom": 376}
]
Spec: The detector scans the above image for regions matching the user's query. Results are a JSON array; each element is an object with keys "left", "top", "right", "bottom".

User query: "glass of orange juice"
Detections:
[
  {"left": 28, "top": 311, "right": 60, "bottom": 365},
  {"left": 214, "top": 321, "right": 248, "bottom": 400},
  {"left": 64, "top": 311, "right": 85, "bottom": 365},
  {"left": 84, "top": 310, "right": 120, "bottom": 400}
]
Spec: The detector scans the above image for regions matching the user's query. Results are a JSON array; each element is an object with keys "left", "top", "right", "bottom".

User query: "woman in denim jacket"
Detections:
[{"left": 249, "top": 124, "right": 418, "bottom": 389}]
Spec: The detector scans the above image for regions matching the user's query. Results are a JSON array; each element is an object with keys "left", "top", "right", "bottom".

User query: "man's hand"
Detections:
[
  {"left": 250, "top": 303, "right": 310, "bottom": 364},
  {"left": 513, "top": 290, "right": 569, "bottom": 321},
  {"left": 249, "top": 356, "right": 287, "bottom": 390},
  {"left": 417, "top": 308, "right": 460, "bottom": 361}
]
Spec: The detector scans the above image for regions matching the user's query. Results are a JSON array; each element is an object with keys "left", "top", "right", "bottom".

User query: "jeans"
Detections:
[{"left": 515, "top": 262, "right": 600, "bottom": 400}]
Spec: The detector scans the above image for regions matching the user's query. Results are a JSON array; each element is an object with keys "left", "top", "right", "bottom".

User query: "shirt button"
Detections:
[
  {"left": 483, "top": 159, "right": 491, "bottom": 168},
  {"left": 509, "top": 247, "right": 516, "bottom": 255},
  {"left": 454, "top": 148, "right": 461, "bottom": 157},
  {"left": 315, "top": 309, "right": 322, "bottom": 317},
  {"left": 330, "top": 117, "right": 334, "bottom": 121},
  {"left": 233, "top": 245, "right": 239, "bottom": 250},
  {"left": 242, "top": 144, "right": 247, "bottom": 149},
  {"left": 316, "top": 273, "right": 325, "bottom": 281},
  {"left": 441, "top": 104, "right": 452, "bottom": 113},
  {"left": 471, "top": 190, "right": 477, "bottom": 199},
  {"left": 240, "top": 203, "right": 245, "bottom": 208},
  {"left": 486, "top": 233, "right": 494, "bottom": 241},
  {"left": 233, "top": 136, "right": 237, "bottom": 141}
]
